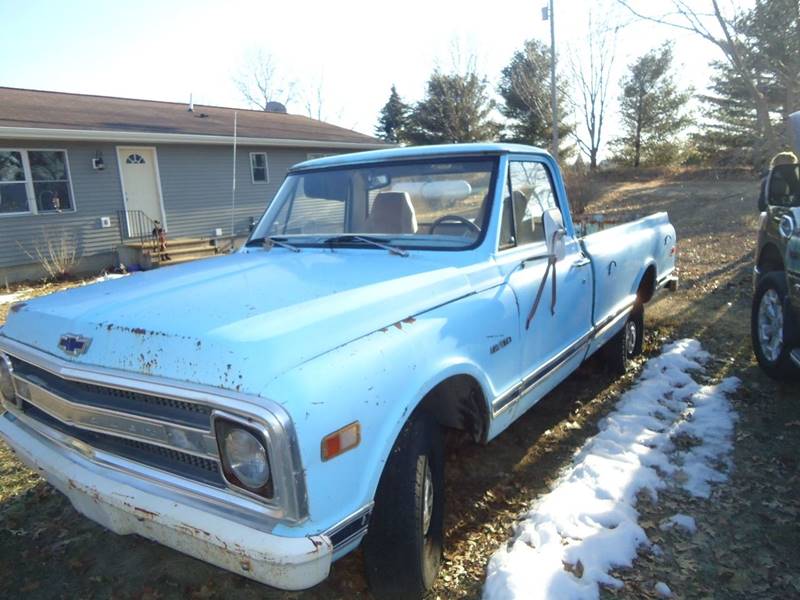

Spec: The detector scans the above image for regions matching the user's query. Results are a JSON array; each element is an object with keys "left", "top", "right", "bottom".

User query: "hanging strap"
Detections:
[{"left": 525, "top": 230, "right": 561, "bottom": 330}]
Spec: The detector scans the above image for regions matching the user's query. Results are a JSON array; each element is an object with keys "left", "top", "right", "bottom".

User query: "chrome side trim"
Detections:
[
  {"left": 13, "top": 375, "right": 218, "bottom": 458},
  {"left": 791, "top": 349, "right": 800, "bottom": 368},
  {"left": 492, "top": 331, "right": 592, "bottom": 417},
  {"left": 1, "top": 410, "right": 280, "bottom": 532},
  {"left": 491, "top": 296, "right": 638, "bottom": 418},
  {"left": 0, "top": 335, "right": 308, "bottom": 523}
]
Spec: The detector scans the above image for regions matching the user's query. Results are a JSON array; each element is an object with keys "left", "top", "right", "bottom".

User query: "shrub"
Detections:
[{"left": 18, "top": 228, "right": 82, "bottom": 281}]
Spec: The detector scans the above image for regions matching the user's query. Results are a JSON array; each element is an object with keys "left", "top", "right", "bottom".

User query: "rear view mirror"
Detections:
[
  {"left": 768, "top": 164, "right": 800, "bottom": 208},
  {"left": 420, "top": 180, "right": 472, "bottom": 204},
  {"left": 542, "top": 207, "right": 566, "bottom": 261},
  {"left": 303, "top": 171, "right": 349, "bottom": 201}
]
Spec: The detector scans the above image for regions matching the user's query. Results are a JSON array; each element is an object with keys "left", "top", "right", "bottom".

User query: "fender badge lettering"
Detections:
[{"left": 490, "top": 337, "right": 512, "bottom": 354}]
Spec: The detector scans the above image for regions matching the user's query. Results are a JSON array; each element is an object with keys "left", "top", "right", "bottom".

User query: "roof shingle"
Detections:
[{"left": 0, "top": 87, "right": 382, "bottom": 146}]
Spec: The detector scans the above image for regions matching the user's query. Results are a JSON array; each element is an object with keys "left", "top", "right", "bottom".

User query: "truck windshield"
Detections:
[{"left": 249, "top": 157, "right": 497, "bottom": 250}]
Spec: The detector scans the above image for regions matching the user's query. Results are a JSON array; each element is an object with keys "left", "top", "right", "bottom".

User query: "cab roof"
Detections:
[{"left": 290, "top": 142, "right": 550, "bottom": 172}]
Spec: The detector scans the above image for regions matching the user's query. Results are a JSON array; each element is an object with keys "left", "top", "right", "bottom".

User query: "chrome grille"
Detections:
[
  {"left": 9, "top": 357, "right": 211, "bottom": 428},
  {"left": 22, "top": 402, "right": 224, "bottom": 487},
  {"left": 8, "top": 354, "right": 225, "bottom": 489}
]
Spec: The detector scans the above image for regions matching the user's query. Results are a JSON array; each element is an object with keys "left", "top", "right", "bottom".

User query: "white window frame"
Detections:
[
  {"left": 249, "top": 152, "right": 269, "bottom": 184},
  {"left": 0, "top": 148, "right": 77, "bottom": 217}
]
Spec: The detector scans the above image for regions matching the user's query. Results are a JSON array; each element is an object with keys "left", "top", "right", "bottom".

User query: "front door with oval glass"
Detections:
[{"left": 117, "top": 147, "right": 166, "bottom": 238}]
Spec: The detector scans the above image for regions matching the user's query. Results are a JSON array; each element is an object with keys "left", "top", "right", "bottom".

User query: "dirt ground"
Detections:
[{"left": 1, "top": 172, "right": 799, "bottom": 599}]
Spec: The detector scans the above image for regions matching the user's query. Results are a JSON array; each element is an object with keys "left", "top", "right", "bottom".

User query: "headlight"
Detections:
[
  {"left": 0, "top": 354, "right": 16, "bottom": 406},
  {"left": 215, "top": 418, "right": 272, "bottom": 497}
]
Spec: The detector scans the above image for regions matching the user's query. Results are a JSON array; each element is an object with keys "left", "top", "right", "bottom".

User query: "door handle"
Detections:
[{"left": 572, "top": 257, "right": 591, "bottom": 268}]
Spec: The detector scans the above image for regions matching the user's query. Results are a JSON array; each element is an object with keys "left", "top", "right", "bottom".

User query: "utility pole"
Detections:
[{"left": 548, "top": 0, "right": 558, "bottom": 159}]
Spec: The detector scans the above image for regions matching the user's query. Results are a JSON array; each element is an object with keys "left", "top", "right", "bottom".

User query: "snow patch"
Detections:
[
  {"left": 655, "top": 581, "right": 672, "bottom": 597},
  {"left": 659, "top": 513, "right": 697, "bottom": 534},
  {"left": 483, "top": 339, "right": 739, "bottom": 600},
  {"left": 81, "top": 273, "right": 128, "bottom": 285},
  {"left": 0, "top": 292, "right": 25, "bottom": 306}
]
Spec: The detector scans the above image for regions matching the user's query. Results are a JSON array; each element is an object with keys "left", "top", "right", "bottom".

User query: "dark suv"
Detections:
[{"left": 752, "top": 111, "right": 800, "bottom": 379}]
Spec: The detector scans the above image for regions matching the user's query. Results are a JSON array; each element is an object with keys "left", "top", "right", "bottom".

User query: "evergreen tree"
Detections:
[
  {"left": 497, "top": 39, "right": 574, "bottom": 159},
  {"left": 404, "top": 69, "right": 500, "bottom": 145},
  {"left": 374, "top": 85, "right": 409, "bottom": 143},
  {"left": 695, "top": 0, "right": 799, "bottom": 166},
  {"left": 611, "top": 43, "right": 691, "bottom": 167}
]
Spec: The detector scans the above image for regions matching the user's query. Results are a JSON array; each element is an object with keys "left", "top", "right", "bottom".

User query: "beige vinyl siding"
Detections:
[{"left": 0, "top": 140, "right": 124, "bottom": 270}]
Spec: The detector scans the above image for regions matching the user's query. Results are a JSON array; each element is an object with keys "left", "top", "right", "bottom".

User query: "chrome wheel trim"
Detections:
[
  {"left": 421, "top": 459, "right": 433, "bottom": 537},
  {"left": 625, "top": 320, "right": 637, "bottom": 356},
  {"left": 758, "top": 289, "right": 784, "bottom": 362}
]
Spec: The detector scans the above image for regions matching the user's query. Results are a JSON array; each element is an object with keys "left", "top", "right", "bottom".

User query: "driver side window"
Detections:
[{"left": 501, "top": 161, "right": 558, "bottom": 248}]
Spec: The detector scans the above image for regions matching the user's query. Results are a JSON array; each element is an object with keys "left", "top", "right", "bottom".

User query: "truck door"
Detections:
[{"left": 494, "top": 157, "right": 593, "bottom": 419}]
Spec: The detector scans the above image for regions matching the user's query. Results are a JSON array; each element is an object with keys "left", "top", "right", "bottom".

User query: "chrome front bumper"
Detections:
[{"left": 0, "top": 411, "right": 333, "bottom": 590}]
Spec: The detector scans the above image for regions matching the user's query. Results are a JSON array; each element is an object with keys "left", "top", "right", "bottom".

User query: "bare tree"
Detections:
[
  {"left": 302, "top": 75, "right": 343, "bottom": 124},
  {"left": 234, "top": 49, "right": 296, "bottom": 110},
  {"left": 571, "top": 13, "right": 617, "bottom": 169},
  {"left": 616, "top": 0, "right": 785, "bottom": 160}
]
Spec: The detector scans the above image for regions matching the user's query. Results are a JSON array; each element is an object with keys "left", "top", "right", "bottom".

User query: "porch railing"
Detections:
[{"left": 118, "top": 210, "right": 158, "bottom": 247}]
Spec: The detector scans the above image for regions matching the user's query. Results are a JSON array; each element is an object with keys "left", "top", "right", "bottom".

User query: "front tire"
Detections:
[
  {"left": 363, "top": 411, "right": 444, "bottom": 599},
  {"left": 752, "top": 272, "right": 799, "bottom": 380}
]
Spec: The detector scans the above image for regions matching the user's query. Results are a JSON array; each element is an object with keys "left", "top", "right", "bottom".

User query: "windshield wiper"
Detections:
[
  {"left": 245, "top": 236, "right": 301, "bottom": 253},
  {"left": 323, "top": 234, "right": 409, "bottom": 257}
]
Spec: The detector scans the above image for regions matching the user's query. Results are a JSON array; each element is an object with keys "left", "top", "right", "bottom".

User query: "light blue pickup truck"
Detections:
[{"left": 0, "top": 144, "right": 676, "bottom": 597}]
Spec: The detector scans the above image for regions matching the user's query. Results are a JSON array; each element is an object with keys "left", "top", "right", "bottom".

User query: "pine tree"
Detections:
[
  {"left": 611, "top": 43, "right": 691, "bottom": 167},
  {"left": 695, "top": 0, "right": 800, "bottom": 167},
  {"left": 404, "top": 70, "right": 500, "bottom": 145},
  {"left": 497, "top": 39, "right": 574, "bottom": 159},
  {"left": 374, "top": 85, "right": 409, "bottom": 143}
]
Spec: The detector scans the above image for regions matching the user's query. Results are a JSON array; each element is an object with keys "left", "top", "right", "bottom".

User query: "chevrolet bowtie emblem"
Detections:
[{"left": 58, "top": 334, "right": 92, "bottom": 356}]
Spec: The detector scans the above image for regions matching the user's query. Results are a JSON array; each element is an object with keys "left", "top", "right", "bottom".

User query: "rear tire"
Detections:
[
  {"left": 363, "top": 411, "right": 444, "bottom": 599},
  {"left": 751, "top": 272, "right": 799, "bottom": 380},
  {"left": 605, "top": 304, "right": 644, "bottom": 375}
]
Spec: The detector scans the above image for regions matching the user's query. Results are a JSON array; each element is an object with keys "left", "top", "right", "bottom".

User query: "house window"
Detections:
[
  {"left": 126, "top": 153, "right": 146, "bottom": 164},
  {"left": 0, "top": 149, "right": 75, "bottom": 215},
  {"left": 307, "top": 152, "right": 337, "bottom": 160},
  {"left": 0, "top": 151, "right": 29, "bottom": 215},
  {"left": 250, "top": 152, "right": 269, "bottom": 184}
]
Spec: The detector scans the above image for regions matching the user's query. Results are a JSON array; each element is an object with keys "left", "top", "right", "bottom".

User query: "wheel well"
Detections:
[
  {"left": 417, "top": 375, "right": 489, "bottom": 443},
  {"left": 637, "top": 265, "right": 657, "bottom": 303},
  {"left": 758, "top": 243, "right": 784, "bottom": 274}
]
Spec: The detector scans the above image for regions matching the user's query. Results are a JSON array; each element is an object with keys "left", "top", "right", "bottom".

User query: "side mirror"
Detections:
[
  {"left": 767, "top": 163, "right": 800, "bottom": 208},
  {"left": 542, "top": 207, "right": 566, "bottom": 261}
]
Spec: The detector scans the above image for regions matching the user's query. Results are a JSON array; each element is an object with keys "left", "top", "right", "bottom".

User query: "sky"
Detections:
[{"left": 0, "top": 0, "right": 742, "bottom": 156}]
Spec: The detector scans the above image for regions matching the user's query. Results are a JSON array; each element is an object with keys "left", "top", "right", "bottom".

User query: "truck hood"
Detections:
[{"left": 1, "top": 250, "right": 473, "bottom": 395}]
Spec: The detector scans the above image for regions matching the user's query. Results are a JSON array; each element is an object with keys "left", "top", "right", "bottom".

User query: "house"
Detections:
[{"left": 0, "top": 87, "right": 387, "bottom": 283}]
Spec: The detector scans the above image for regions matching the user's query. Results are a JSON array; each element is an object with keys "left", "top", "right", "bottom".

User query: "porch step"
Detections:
[
  {"left": 123, "top": 236, "right": 230, "bottom": 269},
  {"left": 126, "top": 237, "right": 213, "bottom": 251},
  {"left": 156, "top": 252, "right": 223, "bottom": 267}
]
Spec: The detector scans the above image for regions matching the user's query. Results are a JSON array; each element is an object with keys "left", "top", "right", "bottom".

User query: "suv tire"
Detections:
[{"left": 752, "top": 271, "right": 799, "bottom": 380}]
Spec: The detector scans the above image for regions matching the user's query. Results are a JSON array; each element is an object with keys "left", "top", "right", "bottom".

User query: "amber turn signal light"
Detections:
[{"left": 321, "top": 421, "right": 360, "bottom": 461}]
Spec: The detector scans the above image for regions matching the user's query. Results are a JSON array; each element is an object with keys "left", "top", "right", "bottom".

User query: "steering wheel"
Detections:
[{"left": 429, "top": 215, "right": 480, "bottom": 235}]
